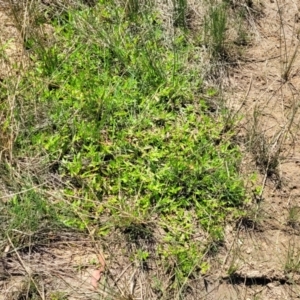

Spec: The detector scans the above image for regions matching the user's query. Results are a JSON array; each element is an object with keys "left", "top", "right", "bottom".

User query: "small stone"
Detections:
[
  {"left": 267, "top": 281, "right": 280, "bottom": 288},
  {"left": 246, "top": 248, "right": 252, "bottom": 254}
]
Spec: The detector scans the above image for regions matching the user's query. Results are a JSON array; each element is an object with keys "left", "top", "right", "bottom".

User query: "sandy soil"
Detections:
[
  {"left": 0, "top": 8, "right": 24, "bottom": 80},
  {"left": 206, "top": 0, "right": 300, "bottom": 298}
]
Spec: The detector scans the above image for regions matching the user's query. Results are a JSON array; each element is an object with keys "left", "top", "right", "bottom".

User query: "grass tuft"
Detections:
[
  {"left": 204, "top": 2, "right": 228, "bottom": 60},
  {"left": 287, "top": 206, "right": 300, "bottom": 229}
]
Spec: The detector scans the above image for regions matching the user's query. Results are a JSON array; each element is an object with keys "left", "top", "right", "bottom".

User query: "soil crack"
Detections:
[{"left": 222, "top": 270, "right": 300, "bottom": 286}]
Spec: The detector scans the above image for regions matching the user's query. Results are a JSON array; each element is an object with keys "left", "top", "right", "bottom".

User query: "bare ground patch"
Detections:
[{"left": 210, "top": 0, "right": 300, "bottom": 298}]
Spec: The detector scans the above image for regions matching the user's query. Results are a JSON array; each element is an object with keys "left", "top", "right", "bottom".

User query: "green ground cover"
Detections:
[{"left": 1, "top": 0, "right": 248, "bottom": 293}]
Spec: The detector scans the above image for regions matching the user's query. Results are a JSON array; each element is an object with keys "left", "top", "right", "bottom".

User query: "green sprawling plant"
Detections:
[{"left": 4, "top": 0, "right": 247, "bottom": 293}]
